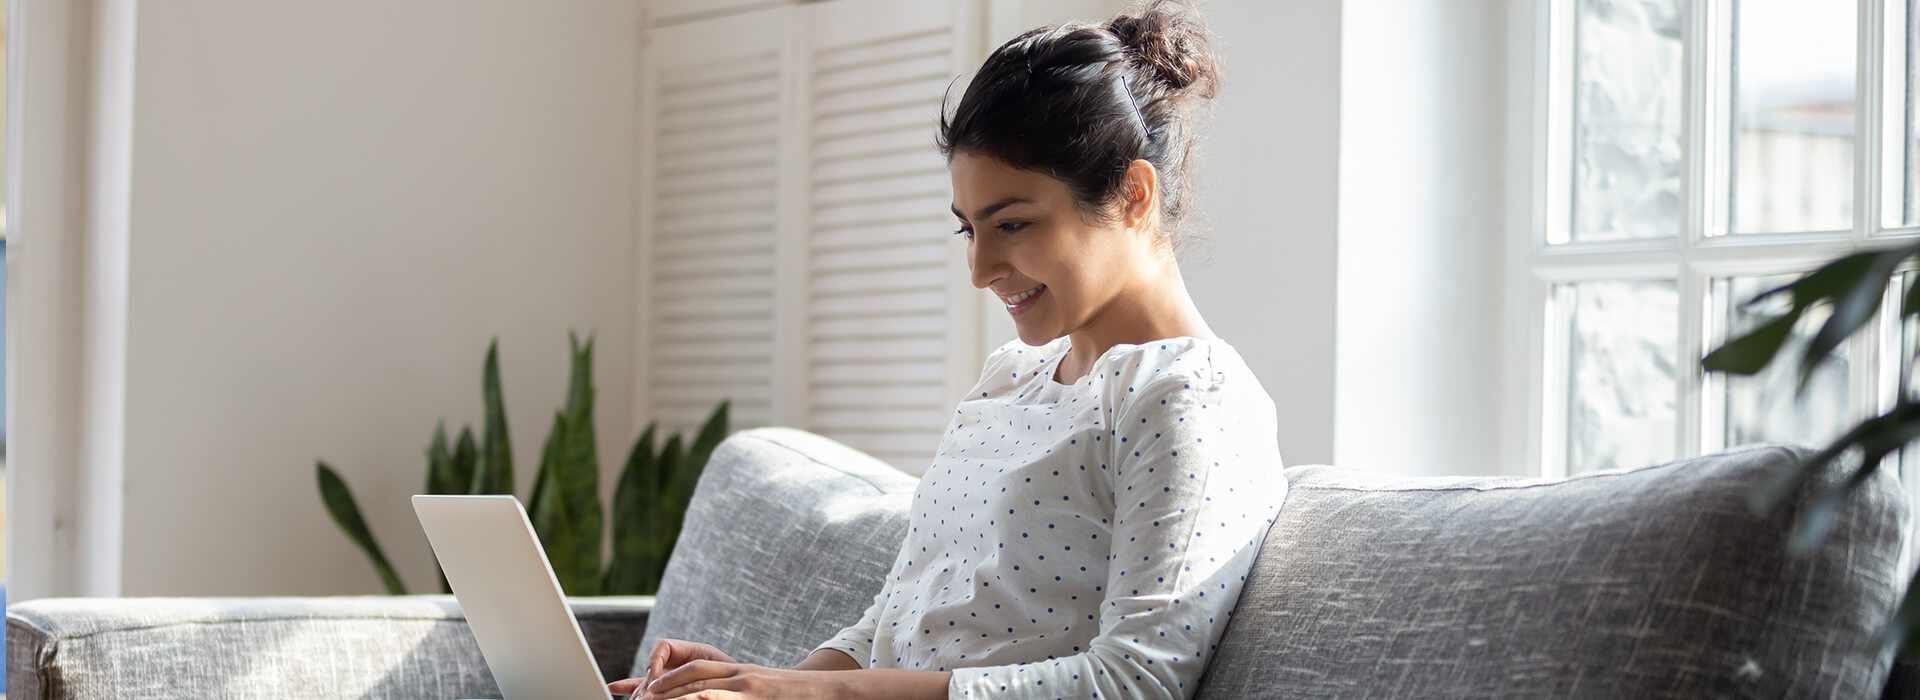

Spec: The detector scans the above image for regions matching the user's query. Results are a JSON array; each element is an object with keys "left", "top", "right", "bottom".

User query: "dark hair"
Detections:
[{"left": 938, "top": 0, "right": 1221, "bottom": 248}]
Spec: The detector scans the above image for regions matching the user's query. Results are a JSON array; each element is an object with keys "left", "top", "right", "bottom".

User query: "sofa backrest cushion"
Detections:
[
  {"left": 633, "top": 428, "right": 917, "bottom": 674},
  {"left": 1196, "top": 444, "right": 1912, "bottom": 699}
]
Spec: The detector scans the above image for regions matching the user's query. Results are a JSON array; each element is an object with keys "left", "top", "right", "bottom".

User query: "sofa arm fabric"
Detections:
[
  {"left": 635, "top": 428, "right": 918, "bottom": 674},
  {"left": 1196, "top": 445, "right": 1911, "bottom": 699},
  {"left": 6, "top": 595, "right": 654, "bottom": 699}
]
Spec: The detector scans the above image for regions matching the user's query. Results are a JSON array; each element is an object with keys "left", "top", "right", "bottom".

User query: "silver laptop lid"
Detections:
[{"left": 413, "top": 495, "right": 614, "bottom": 700}]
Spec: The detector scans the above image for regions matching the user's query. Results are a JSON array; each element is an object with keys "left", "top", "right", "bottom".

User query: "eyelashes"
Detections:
[{"left": 952, "top": 221, "right": 1030, "bottom": 239}]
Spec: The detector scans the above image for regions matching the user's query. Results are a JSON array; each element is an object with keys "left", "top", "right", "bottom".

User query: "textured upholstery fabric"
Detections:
[
  {"left": 633, "top": 428, "right": 918, "bottom": 674},
  {"left": 5, "top": 595, "right": 653, "bottom": 699},
  {"left": 1196, "top": 445, "right": 1912, "bottom": 699}
]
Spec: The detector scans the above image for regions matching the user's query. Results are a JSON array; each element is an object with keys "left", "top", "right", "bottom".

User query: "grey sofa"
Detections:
[{"left": 8, "top": 427, "right": 1916, "bottom": 698}]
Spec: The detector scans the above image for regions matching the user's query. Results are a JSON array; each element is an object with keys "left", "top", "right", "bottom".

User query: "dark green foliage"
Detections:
[
  {"left": 317, "top": 461, "right": 407, "bottom": 595},
  {"left": 317, "top": 334, "right": 731, "bottom": 597},
  {"left": 475, "top": 340, "right": 515, "bottom": 495},
  {"left": 529, "top": 334, "right": 604, "bottom": 596},
  {"left": 1700, "top": 241, "right": 1920, "bottom": 653}
]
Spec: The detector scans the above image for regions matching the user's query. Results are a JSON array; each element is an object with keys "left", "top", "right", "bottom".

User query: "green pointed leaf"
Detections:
[
  {"left": 657, "top": 436, "right": 689, "bottom": 559},
  {"left": 1798, "top": 246, "right": 1912, "bottom": 394},
  {"left": 1788, "top": 404, "right": 1920, "bottom": 554},
  {"left": 1769, "top": 251, "right": 1881, "bottom": 311},
  {"left": 1702, "top": 313, "right": 1801, "bottom": 376},
  {"left": 531, "top": 411, "right": 588, "bottom": 595},
  {"left": 606, "top": 424, "right": 662, "bottom": 595},
  {"left": 452, "top": 427, "right": 478, "bottom": 499},
  {"left": 1904, "top": 266, "right": 1920, "bottom": 320},
  {"left": 475, "top": 339, "right": 514, "bottom": 495},
  {"left": 425, "top": 421, "right": 455, "bottom": 495},
  {"left": 316, "top": 462, "right": 407, "bottom": 595},
  {"left": 423, "top": 422, "right": 457, "bottom": 594},
  {"left": 686, "top": 400, "right": 730, "bottom": 468}
]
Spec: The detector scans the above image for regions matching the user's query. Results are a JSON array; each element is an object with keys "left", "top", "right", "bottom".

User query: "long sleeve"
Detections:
[
  {"left": 813, "top": 585, "right": 887, "bottom": 669},
  {"left": 948, "top": 371, "right": 1286, "bottom": 699}
]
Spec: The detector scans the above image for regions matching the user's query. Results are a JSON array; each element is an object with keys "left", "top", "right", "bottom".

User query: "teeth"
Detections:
[{"left": 1002, "top": 285, "right": 1043, "bottom": 306}]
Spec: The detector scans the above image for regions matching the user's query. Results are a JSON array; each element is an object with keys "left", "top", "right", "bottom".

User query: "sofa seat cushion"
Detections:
[
  {"left": 1196, "top": 445, "right": 1911, "bottom": 699},
  {"left": 634, "top": 428, "right": 918, "bottom": 674}
]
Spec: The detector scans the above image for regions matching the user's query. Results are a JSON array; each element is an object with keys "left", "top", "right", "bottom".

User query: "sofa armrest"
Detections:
[{"left": 5, "top": 595, "right": 654, "bottom": 700}]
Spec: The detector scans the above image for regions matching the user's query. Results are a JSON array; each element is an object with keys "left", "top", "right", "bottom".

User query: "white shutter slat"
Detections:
[
  {"left": 811, "top": 313, "right": 945, "bottom": 341},
  {"left": 813, "top": 335, "right": 945, "bottom": 362},
  {"left": 644, "top": 0, "right": 789, "bottom": 29},
  {"left": 660, "top": 100, "right": 778, "bottom": 133},
  {"left": 813, "top": 28, "right": 950, "bottom": 71},
  {"left": 813, "top": 171, "right": 949, "bottom": 207},
  {"left": 814, "top": 53, "right": 953, "bottom": 96},
  {"left": 809, "top": 288, "right": 945, "bottom": 318},
  {"left": 813, "top": 241, "right": 946, "bottom": 273},
  {"left": 814, "top": 101, "right": 942, "bottom": 141},
  {"left": 812, "top": 115, "right": 944, "bottom": 163},
  {"left": 812, "top": 151, "right": 943, "bottom": 185},
  {"left": 811, "top": 359, "right": 946, "bottom": 385},
  {"left": 812, "top": 195, "right": 947, "bottom": 231},
  {"left": 811, "top": 265, "right": 944, "bottom": 297},
  {"left": 811, "top": 384, "right": 947, "bottom": 410},
  {"left": 643, "top": 8, "right": 791, "bottom": 437},
  {"left": 812, "top": 217, "right": 951, "bottom": 251},
  {"left": 813, "top": 76, "right": 957, "bottom": 121},
  {"left": 810, "top": 407, "right": 951, "bottom": 432}
]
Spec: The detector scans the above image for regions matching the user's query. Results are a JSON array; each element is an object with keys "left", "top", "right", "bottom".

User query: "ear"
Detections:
[{"left": 1120, "top": 159, "right": 1159, "bottom": 233}]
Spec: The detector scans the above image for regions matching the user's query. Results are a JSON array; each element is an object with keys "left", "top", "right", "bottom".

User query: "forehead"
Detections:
[{"left": 949, "top": 152, "right": 1067, "bottom": 215}]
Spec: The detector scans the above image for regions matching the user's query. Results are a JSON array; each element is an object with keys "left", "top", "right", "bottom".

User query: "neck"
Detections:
[{"left": 1059, "top": 261, "right": 1214, "bottom": 381}]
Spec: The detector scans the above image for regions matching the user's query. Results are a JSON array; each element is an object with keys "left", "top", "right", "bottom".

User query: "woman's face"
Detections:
[{"left": 950, "top": 152, "right": 1152, "bottom": 347}]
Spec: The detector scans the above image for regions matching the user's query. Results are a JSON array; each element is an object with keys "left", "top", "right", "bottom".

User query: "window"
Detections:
[{"left": 1527, "top": 0, "right": 1904, "bottom": 476}]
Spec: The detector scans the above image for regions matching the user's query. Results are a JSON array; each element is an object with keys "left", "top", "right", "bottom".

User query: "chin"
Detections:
[{"left": 1014, "top": 323, "right": 1062, "bottom": 348}]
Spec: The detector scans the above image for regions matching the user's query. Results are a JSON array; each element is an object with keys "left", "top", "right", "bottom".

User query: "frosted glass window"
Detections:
[
  {"left": 1569, "top": 0, "right": 1684, "bottom": 242},
  {"left": 1563, "top": 280, "right": 1679, "bottom": 473},
  {"left": 1887, "top": 0, "right": 1920, "bottom": 229},
  {"left": 1717, "top": 274, "right": 1852, "bottom": 448},
  {"left": 1729, "top": 0, "right": 1856, "bottom": 234}
]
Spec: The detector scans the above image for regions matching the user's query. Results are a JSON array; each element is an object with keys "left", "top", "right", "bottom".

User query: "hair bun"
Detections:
[{"left": 1106, "top": 0, "right": 1220, "bottom": 100}]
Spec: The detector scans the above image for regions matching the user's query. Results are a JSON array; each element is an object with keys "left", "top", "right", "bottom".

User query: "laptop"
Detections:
[{"left": 413, "top": 495, "right": 633, "bottom": 700}]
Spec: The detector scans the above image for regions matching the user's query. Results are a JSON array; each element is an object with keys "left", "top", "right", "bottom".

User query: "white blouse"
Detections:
[{"left": 814, "top": 335, "right": 1287, "bottom": 700}]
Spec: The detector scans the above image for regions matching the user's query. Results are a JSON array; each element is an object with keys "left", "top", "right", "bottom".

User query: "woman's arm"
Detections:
[
  {"left": 639, "top": 660, "right": 950, "bottom": 700},
  {"left": 790, "top": 648, "right": 862, "bottom": 671}
]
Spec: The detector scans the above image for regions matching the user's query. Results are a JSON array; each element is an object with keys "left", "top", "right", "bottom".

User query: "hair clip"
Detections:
[{"left": 1114, "top": 74, "right": 1150, "bottom": 141}]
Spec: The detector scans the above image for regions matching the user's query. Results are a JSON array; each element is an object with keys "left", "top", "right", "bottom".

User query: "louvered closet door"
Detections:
[
  {"left": 640, "top": 0, "right": 789, "bottom": 28},
  {"left": 801, "top": 0, "right": 983, "bottom": 473},
  {"left": 638, "top": 9, "right": 791, "bottom": 436}
]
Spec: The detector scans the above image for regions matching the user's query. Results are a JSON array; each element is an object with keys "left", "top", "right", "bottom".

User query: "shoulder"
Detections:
[
  {"left": 970, "top": 336, "right": 1069, "bottom": 396},
  {"left": 1091, "top": 336, "right": 1258, "bottom": 399}
]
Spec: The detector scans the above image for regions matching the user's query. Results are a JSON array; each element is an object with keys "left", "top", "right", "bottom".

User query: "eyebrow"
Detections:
[{"left": 951, "top": 197, "right": 1033, "bottom": 222}]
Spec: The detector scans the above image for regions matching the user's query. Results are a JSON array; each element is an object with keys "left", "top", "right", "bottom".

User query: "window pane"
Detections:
[
  {"left": 1564, "top": 280, "right": 1679, "bottom": 473},
  {"left": 1886, "top": 0, "right": 1920, "bottom": 229},
  {"left": 1729, "top": 0, "right": 1856, "bottom": 234},
  {"left": 1569, "top": 0, "right": 1685, "bottom": 242},
  {"left": 1718, "top": 274, "right": 1852, "bottom": 447}
]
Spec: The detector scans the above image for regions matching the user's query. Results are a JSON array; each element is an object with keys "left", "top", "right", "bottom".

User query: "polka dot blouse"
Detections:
[{"left": 814, "top": 335, "right": 1287, "bottom": 699}]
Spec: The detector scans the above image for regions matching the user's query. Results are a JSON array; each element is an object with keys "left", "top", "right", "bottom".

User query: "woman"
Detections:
[{"left": 612, "top": 2, "right": 1284, "bottom": 697}]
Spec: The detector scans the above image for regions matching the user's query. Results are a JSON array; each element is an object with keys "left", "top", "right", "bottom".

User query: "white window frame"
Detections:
[{"left": 1510, "top": 0, "right": 1920, "bottom": 478}]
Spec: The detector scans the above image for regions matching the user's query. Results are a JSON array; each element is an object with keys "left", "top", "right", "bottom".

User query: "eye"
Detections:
[
  {"left": 997, "top": 220, "right": 1029, "bottom": 233},
  {"left": 953, "top": 226, "right": 974, "bottom": 240}
]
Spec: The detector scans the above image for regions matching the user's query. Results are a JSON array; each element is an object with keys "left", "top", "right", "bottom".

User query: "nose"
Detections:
[{"left": 967, "top": 234, "right": 1004, "bottom": 291}]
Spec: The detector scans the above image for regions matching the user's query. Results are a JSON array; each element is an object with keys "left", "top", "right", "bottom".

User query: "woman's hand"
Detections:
[
  {"left": 634, "top": 661, "right": 849, "bottom": 700},
  {"left": 607, "top": 639, "right": 737, "bottom": 697}
]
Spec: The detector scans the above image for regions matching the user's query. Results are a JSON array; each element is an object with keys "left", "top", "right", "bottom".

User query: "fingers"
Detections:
[
  {"left": 607, "top": 677, "right": 645, "bottom": 694},
  {"left": 648, "top": 639, "right": 673, "bottom": 680},
  {"left": 648, "top": 659, "right": 747, "bottom": 699}
]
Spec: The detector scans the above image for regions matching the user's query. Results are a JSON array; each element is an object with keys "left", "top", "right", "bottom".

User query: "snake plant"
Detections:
[{"left": 316, "top": 334, "right": 730, "bottom": 596}]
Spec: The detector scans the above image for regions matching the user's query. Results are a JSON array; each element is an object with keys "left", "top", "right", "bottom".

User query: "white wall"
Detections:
[
  {"left": 1184, "top": 0, "right": 1343, "bottom": 467},
  {"left": 112, "top": 0, "right": 638, "bottom": 596},
  {"left": 1334, "top": 0, "right": 1510, "bottom": 476}
]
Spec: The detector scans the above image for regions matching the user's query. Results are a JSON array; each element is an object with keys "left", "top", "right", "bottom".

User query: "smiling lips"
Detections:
[{"left": 999, "top": 284, "right": 1047, "bottom": 315}]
